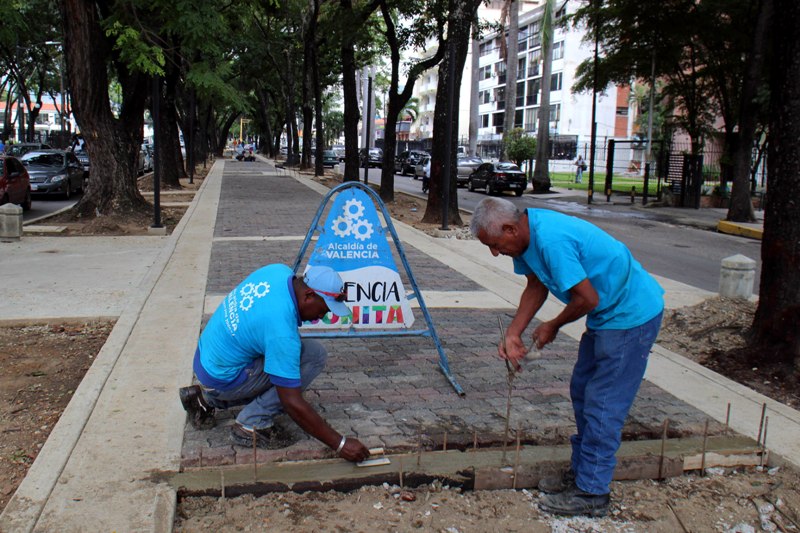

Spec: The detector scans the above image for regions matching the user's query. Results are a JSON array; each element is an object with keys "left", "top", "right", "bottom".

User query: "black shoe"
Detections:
[
  {"left": 538, "top": 482, "right": 610, "bottom": 517},
  {"left": 179, "top": 385, "right": 216, "bottom": 430},
  {"left": 230, "top": 422, "right": 299, "bottom": 449},
  {"left": 538, "top": 468, "right": 576, "bottom": 494}
]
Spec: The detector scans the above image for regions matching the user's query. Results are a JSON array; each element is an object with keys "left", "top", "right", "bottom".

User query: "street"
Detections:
[
  {"left": 359, "top": 167, "right": 762, "bottom": 295},
  {"left": 22, "top": 193, "right": 81, "bottom": 223}
]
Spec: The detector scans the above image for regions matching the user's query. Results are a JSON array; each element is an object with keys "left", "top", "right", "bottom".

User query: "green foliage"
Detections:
[
  {"left": 105, "top": 22, "right": 165, "bottom": 76},
  {"left": 503, "top": 128, "right": 536, "bottom": 166}
]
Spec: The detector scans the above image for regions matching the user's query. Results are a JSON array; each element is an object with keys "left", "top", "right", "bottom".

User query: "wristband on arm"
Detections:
[{"left": 335, "top": 435, "right": 347, "bottom": 454}]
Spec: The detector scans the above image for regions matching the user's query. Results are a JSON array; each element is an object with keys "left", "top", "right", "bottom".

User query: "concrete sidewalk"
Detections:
[{"left": 1, "top": 158, "right": 793, "bottom": 532}]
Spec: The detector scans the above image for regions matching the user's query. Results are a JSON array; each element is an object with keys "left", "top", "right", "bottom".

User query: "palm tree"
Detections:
[
  {"left": 500, "top": 0, "right": 519, "bottom": 160},
  {"left": 532, "top": 0, "right": 554, "bottom": 191}
]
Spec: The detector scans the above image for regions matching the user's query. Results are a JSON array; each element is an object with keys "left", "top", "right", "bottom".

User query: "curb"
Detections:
[{"left": 717, "top": 220, "right": 763, "bottom": 240}]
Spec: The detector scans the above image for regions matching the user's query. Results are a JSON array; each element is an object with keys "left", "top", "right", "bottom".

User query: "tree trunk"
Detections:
[
  {"left": 158, "top": 64, "right": 185, "bottom": 189},
  {"left": 728, "top": 0, "right": 770, "bottom": 223},
  {"left": 468, "top": 23, "right": 480, "bottom": 157},
  {"left": 501, "top": 0, "right": 519, "bottom": 159},
  {"left": 340, "top": 1, "right": 360, "bottom": 182},
  {"left": 532, "top": 0, "right": 554, "bottom": 191},
  {"left": 59, "top": 0, "right": 149, "bottom": 218},
  {"left": 751, "top": 0, "right": 799, "bottom": 368},
  {"left": 311, "top": 0, "right": 324, "bottom": 177},
  {"left": 421, "top": 0, "right": 480, "bottom": 225}
]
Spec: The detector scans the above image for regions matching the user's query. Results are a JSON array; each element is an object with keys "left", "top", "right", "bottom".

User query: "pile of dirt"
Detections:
[{"left": 658, "top": 297, "right": 800, "bottom": 409}]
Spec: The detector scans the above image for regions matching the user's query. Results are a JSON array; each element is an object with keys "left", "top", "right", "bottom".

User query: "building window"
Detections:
[
  {"left": 518, "top": 36, "right": 528, "bottom": 52},
  {"left": 556, "top": 6, "right": 566, "bottom": 19},
  {"left": 515, "top": 109, "right": 524, "bottom": 129},
  {"left": 493, "top": 112, "right": 504, "bottom": 133},
  {"left": 526, "top": 78, "right": 540, "bottom": 106},
  {"left": 550, "top": 104, "right": 561, "bottom": 123},
  {"left": 481, "top": 114, "right": 490, "bottom": 128},
  {"left": 550, "top": 72, "right": 562, "bottom": 92},
  {"left": 528, "top": 49, "right": 541, "bottom": 77},
  {"left": 616, "top": 106, "right": 629, "bottom": 116},
  {"left": 494, "top": 87, "right": 505, "bottom": 110},
  {"left": 525, "top": 107, "right": 538, "bottom": 132},
  {"left": 517, "top": 58, "right": 526, "bottom": 80},
  {"left": 553, "top": 41, "right": 564, "bottom": 61},
  {"left": 517, "top": 81, "right": 525, "bottom": 108}
]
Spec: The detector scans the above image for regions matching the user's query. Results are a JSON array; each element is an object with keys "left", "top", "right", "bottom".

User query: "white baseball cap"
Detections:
[{"left": 303, "top": 265, "right": 351, "bottom": 317}]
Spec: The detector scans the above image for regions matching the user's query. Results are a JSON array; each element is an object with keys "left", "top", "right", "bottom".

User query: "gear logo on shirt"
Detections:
[
  {"left": 330, "top": 199, "right": 374, "bottom": 241},
  {"left": 238, "top": 281, "right": 270, "bottom": 312}
]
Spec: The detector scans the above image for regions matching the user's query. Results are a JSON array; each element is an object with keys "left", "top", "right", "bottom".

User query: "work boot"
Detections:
[
  {"left": 538, "top": 468, "right": 576, "bottom": 494},
  {"left": 538, "top": 482, "right": 610, "bottom": 518},
  {"left": 230, "top": 421, "right": 299, "bottom": 449},
  {"left": 179, "top": 385, "right": 216, "bottom": 430}
]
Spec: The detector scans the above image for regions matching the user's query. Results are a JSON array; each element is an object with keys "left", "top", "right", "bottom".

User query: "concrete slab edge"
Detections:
[{"left": 0, "top": 162, "right": 220, "bottom": 533}]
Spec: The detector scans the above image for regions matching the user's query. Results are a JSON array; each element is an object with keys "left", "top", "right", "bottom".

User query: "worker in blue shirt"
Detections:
[
  {"left": 179, "top": 264, "right": 370, "bottom": 463},
  {"left": 471, "top": 197, "right": 664, "bottom": 517}
]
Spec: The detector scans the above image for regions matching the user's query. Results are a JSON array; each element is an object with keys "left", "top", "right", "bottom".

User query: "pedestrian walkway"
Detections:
[{"left": 1, "top": 158, "right": 794, "bottom": 533}]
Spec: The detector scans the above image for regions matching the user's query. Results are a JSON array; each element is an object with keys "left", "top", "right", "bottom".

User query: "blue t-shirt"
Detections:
[
  {"left": 198, "top": 264, "right": 303, "bottom": 388},
  {"left": 513, "top": 209, "right": 664, "bottom": 330}
]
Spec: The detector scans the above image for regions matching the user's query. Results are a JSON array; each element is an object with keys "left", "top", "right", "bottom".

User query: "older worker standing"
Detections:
[
  {"left": 470, "top": 197, "right": 664, "bottom": 517},
  {"left": 179, "top": 264, "right": 370, "bottom": 463}
]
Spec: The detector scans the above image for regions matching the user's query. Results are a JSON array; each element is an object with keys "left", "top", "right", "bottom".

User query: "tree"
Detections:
[
  {"left": 421, "top": 0, "right": 483, "bottom": 226},
  {"left": 727, "top": 0, "right": 771, "bottom": 223},
  {"left": 500, "top": 0, "right": 518, "bottom": 159},
  {"left": 571, "top": 0, "right": 764, "bottom": 219},
  {"left": 59, "top": 0, "right": 151, "bottom": 219},
  {"left": 751, "top": 0, "right": 799, "bottom": 368},
  {"left": 503, "top": 128, "right": 536, "bottom": 167},
  {"left": 378, "top": 0, "right": 446, "bottom": 203},
  {"left": 531, "top": 0, "right": 554, "bottom": 192}
]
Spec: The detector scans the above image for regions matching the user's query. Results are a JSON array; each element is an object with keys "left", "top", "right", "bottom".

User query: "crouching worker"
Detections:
[
  {"left": 470, "top": 197, "right": 664, "bottom": 517},
  {"left": 179, "top": 264, "right": 371, "bottom": 463}
]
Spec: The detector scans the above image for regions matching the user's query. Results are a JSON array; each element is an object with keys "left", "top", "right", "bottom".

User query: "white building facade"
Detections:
[{"left": 410, "top": 0, "right": 637, "bottom": 164}]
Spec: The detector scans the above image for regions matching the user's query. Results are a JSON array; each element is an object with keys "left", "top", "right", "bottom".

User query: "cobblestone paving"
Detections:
[{"left": 182, "top": 161, "right": 727, "bottom": 468}]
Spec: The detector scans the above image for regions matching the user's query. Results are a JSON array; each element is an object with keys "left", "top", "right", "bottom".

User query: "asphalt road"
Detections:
[
  {"left": 22, "top": 193, "right": 81, "bottom": 223},
  {"left": 360, "top": 167, "right": 762, "bottom": 295}
]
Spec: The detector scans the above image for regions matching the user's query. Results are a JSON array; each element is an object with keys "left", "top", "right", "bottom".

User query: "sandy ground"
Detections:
[{"left": 175, "top": 467, "right": 800, "bottom": 532}]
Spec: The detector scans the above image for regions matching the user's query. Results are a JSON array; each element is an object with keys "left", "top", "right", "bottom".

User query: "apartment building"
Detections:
[{"left": 410, "top": 0, "right": 636, "bottom": 162}]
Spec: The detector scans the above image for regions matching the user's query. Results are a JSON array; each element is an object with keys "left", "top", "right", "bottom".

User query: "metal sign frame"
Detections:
[{"left": 293, "top": 181, "right": 464, "bottom": 396}]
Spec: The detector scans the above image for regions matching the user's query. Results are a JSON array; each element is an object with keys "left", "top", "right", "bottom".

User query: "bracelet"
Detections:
[{"left": 335, "top": 436, "right": 347, "bottom": 454}]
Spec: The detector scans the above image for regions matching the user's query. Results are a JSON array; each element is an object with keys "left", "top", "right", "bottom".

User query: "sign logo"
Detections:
[{"left": 303, "top": 188, "right": 414, "bottom": 329}]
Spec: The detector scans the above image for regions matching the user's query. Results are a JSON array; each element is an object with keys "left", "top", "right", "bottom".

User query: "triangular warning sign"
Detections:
[{"left": 304, "top": 187, "right": 414, "bottom": 329}]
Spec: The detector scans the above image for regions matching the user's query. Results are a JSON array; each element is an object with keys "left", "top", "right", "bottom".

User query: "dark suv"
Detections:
[
  {"left": 468, "top": 162, "right": 527, "bottom": 196},
  {"left": 359, "top": 148, "right": 383, "bottom": 168},
  {"left": 395, "top": 150, "right": 429, "bottom": 176}
]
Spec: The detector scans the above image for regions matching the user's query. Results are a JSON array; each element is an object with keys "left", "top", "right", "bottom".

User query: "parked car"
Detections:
[
  {"left": 74, "top": 149, "right": 90, "bottom": 180},
  {"left": 331, "top": 145, "right": 346, "bottom": 161},
  {"left": 319, "top": 149, "right": 339, "bottom": 168},
  {"left": 413, "top": 155, "right": 430, "bottom": 180},
  {"left": 359, "top": 148, "right": 383, "bottom": 168},
  {"left": 395, "top": 150, "right": 429, "bottom": 176},
  {"left": 468, "top": 161, "right": 527, "bottom": 196},
  {"left": 21, "top": 150, "right": 85, "bottom": 199},
  {"left": 456, "top": 156, "right": 483, "bottom": 187},
  {"left": 141, "top": 143, "right": 154, "bottom": 173},
  {"left": 0, "top": 155, "right": 32, "bottom": 211},
  {"left": 6, "top": 142, "right": 52, "bottom": 158}
]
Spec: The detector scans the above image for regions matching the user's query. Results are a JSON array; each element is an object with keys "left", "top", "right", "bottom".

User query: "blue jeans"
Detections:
[
  {"left": 570, "top": 311, "right": 663, "bottom": 495},
  {"left": 203, "top": 339, "right": 327, "bottom": 429}
]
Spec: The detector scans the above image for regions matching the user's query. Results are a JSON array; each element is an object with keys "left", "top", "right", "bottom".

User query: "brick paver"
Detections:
[{"left": 182, "top": 161, "right": 726, "bottom": 467}]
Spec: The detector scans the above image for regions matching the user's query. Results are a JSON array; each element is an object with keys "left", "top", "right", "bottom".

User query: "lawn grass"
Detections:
[{"left": 547, "top": 172, "right": 660, "bottom": 196}]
